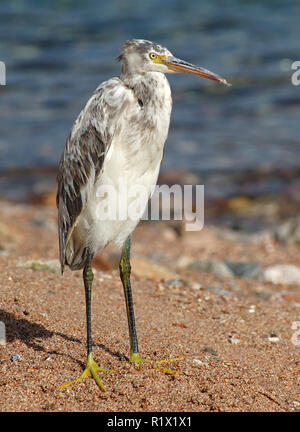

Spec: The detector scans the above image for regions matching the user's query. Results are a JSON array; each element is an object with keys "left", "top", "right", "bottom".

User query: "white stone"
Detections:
[{"left": 264, "top": 264, "right": 300, "bottom": 285}]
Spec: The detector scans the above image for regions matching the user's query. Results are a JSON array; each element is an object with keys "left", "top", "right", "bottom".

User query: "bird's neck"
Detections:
[{"left": 121, "top": 72, "right": 171, "bottom": 107}]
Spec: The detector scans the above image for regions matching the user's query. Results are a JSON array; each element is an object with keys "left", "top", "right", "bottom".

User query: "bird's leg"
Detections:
[
  {"left": 119, "top": 235, "right": 141, "bottom": 363},
  {"left": 120, "top": 235, "right": 184, "bottom": 375},
  {"left": 60, "top": 254, "right": 114, "bottom": 391}
]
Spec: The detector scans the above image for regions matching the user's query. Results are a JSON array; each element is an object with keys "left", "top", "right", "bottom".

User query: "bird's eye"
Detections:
[{"left": 149, "top": 52, "right": 157, "bottom": 60}]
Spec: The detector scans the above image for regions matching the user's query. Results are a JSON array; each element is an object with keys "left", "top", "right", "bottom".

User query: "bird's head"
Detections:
[{"left": 118, "top": 39, "right": 230, "bottom": 86}]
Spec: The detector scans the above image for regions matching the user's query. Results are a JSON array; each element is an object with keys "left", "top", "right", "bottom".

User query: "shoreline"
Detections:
[{"left": 0, "top": 165, "right": 299, "bottom": 231}]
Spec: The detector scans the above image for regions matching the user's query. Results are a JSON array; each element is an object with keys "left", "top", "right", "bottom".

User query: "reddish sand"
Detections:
[{"left": 0, "top": 201, "right": 299, "bottom": 411}]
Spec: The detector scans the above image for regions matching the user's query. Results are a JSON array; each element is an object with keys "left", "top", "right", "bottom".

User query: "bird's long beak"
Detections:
[{"left": 163, "top": 57, "right": 231, "bottom": 86}]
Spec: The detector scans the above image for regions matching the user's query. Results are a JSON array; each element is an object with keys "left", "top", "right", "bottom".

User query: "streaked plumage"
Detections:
[
  {"left": 57, "top": 41, "right": 173, "bottom": 272},
  {"left": 56, "top": 39, "right": 230, "bottom": 391}
]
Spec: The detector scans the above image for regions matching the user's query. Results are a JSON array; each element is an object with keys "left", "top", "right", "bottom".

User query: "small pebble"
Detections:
[
  {"left": 17, "top": 259, "right": 61, "bottom": 275},
  {"left": 165, "top": 279, "right": 184, "bottom": 288},
  {"left": 268, "top": 333, "right": 280, "bottom": 343},
  {"left": 190, "top": 282, "right": 202, "bottom": 290},
  {"left": 188, "top": 259, "right": 234, "bottom": 278},
  {"left": 228, "top": 334, "right": 240, "bottom": 344},
  {"left": 225, "top": 261, "right": 264, "bottom": 281},
  {"left": 204, "top": 285, "right": 235, "bottom": 298},
  {"left": 11, "top": 354, "right": 23, "bottom": 362},
  {"left": 203, "top": 347, "right": 218, "bottom": 357},
  {"left": 193, "top": 359, "right": 205, "bottom": 366},
  {"left": 264, "top": 264, "right": 300, "bottom": 285}
]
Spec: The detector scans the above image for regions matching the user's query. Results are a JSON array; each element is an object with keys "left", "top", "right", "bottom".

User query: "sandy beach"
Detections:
[{"left": 0, "top": 198, "right": 299, "bottom": 412}]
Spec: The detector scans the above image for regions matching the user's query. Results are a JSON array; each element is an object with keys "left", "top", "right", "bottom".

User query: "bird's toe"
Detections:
[
  {"left": 122, "top": 352, "right": 185, "bottom": 375},
  {"left": 60, "top": 353, "right": 114, "bottom": 392}
]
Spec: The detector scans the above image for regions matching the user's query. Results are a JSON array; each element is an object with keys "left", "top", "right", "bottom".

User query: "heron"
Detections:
[{"left": 57, "top": 39, "right": 230, "bottom": 391}]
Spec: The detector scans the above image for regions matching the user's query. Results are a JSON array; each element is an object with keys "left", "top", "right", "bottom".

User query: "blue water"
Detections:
[{"left": 0, "top": 0, "right": 300, "bottom": 176}]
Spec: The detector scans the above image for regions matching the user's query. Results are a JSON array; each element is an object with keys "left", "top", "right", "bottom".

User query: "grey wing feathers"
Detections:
[
  {"left": 56, "top": 127, "right": 105, "bottom": 273},
  {"left": 56, "top": 78, "right": 128, "bottom": 274}
]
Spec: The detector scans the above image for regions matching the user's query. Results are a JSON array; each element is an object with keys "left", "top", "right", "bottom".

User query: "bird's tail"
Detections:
[{"left": 65, "top": 226, "right": 89, "bottom": 271}]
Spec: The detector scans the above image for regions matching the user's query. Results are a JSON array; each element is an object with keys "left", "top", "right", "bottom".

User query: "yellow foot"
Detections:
[
  {"left": 60, "top": 353, "right": 114, "bottom": 391},
  {"left": 122, "top": 352, "right": 185, "bottom": 375}
]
